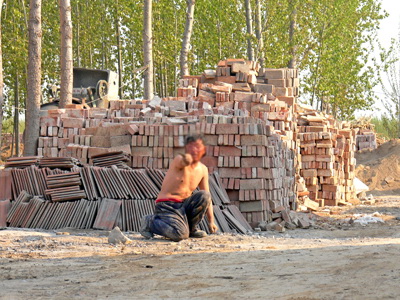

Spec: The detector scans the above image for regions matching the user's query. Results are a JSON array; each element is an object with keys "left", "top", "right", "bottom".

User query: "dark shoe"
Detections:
[
  {"left": 189, "top": 229, "right": 207, "bottom": 238},
  {"left": 140, "top": 215, "right": 154, "bottom": 239}
]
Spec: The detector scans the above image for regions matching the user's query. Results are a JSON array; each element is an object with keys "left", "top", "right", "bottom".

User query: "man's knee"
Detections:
[
  {"left": 168, "top": 227, "right": 189, "bottom": 242},
  {"left": 170, "top": 231, "right": 189, "bottom": 242},
  {"left": 196, "top": 190, "right": 211, "bottom": 205},
  {"left": 152, "top": 217, "right": 189, "bottom": 242}
]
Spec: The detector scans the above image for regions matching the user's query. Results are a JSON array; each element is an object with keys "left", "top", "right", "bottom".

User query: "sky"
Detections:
[
  {"left": 378, "top": 0, "right": 400, "bottom": 46},
  {"left": 358, "top": 0, "right": 400, "bottom": 117}
]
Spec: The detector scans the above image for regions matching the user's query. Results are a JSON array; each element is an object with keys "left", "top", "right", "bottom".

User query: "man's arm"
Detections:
[
  {"left": 177, "top": 153, "right": 193, "bottom": 169},
  {"left": 198, "top": 167, "right": 218, "bottom": 233}
]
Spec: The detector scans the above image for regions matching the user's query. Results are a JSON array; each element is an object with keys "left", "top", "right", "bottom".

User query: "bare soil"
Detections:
[
  {"left": 1, "top": 140, "right": 400, "bottom": 299},
  {"left": 355, "top": 139, "right": 400, "bottom": 195},
  {"left": 1, "top": 195, "right": 400, "bottom": 300}
]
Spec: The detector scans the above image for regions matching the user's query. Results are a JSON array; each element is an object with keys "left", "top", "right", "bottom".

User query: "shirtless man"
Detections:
[{"left": 140, "top": 135, "right": 218, "bottom": 242}]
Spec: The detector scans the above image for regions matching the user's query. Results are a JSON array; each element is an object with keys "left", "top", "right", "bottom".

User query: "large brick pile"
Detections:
[{"left": 35, "top": 58, "right": 358, "bottom": 226}]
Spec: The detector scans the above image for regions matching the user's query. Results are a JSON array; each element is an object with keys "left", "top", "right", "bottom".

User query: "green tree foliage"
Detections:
[
  {"left": 300, "top": 0, "right": 385, "bottom": 119},
  {"left": 2, "top": 0, "right": 29, "bottom": 116},
  {"left": 379, "top": 36, "right": 400, "bottom": 138},
  {"left": 0, "top": 0, "right": 387, "bottom": 121},
  {"left": 371, "top": 115, "right": 398, "bottom": 139},
  {"left": 258, "top": 0, "right": 385, "bottom": 119}
]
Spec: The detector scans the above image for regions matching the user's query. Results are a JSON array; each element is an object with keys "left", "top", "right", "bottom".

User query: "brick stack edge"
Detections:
[
  {"left": 37, "top": 58, "right": 357, "bottom": 226},
  {"left": 355, "top": 130, "right": 377, "bottom": 151},
  {"left": 297, "top": 112, "right": 357, "bottom": 207}
]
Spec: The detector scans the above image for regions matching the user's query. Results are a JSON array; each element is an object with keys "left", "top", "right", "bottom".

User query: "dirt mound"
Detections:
[
  {"left": 1, "top": 145, "right": 12, "bottom": 164},
  {"left": 1, "top": 143, "right": 24, "bottom": 163},
  {"left": 355, "top": 139, "right": 400, "bottom": 194}
]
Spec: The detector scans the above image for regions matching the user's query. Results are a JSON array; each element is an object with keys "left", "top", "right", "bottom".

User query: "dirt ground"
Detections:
[
  {"left": 1, "top": 140, "right": 400, "bottom": 299},
  {"left": 1, "top": 194, "right": 400, "bottom": 300},
  {"left": 355, "top": 139, "right": 400, "bottom": 195}
]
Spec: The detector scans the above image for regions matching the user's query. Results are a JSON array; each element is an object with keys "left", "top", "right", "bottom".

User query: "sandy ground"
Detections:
[{"left": 0, "top": 195, "right": 400, "bottom": 300}]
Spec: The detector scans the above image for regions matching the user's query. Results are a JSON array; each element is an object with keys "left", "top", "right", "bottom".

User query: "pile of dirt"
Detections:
[
  {"left": 0, "top": 145, "right": 12, "bottom": 164},
  {"left": 355, "top": 139, "right": 400, "bottom": 194},
  {"left": 1, "top": 144, "right": 24, "bottom": 164}
]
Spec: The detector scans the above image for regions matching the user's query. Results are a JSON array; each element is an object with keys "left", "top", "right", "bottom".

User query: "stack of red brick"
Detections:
[
  {"left": 36, "top": 58, "right": 359, "bottom": 226},
  {"left": 37, "top": 115, "right": 296, "bottom": 226},
  {"left": 355, "top": 130, "right": 377, "bottom": 151},
  {"left": 297, "top": 109, "right": 357, "bottom": 207}
]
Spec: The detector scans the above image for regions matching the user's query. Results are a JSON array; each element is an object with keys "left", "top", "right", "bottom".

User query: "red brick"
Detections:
[
  {"left": 240, "top": 179, "right": 266, "bottom": 190},
  {"left": 274, "top": 87, "right": 288, "bottom": 97},
  {"left": 233, "top": 91, "right": 254, "bottom": 102},
  {"left": 268, "top": 79, "right": 286, "bottom": 87},
  {"left": 40, "top": 116, "right": 61, "bottom": 127},
  {"left": 62, "top": 117, "right": 85, "bottom": 128},
  {"left": 241, "top": 157, "right": 266, "bottom": 167},
  {"left": 226, "top": 58, "right": 246, "bottom": 66},
  {"left": 216, "top": 76, "right": 236, "bottom": 84},
  {"left": 276, "top": 96, "right": 296, "bottom": 106},
  {"left": 231, "top": 63, "right": 251, "bottom": 73},
  {"left": 131, "top": 146, "right": 153, "bottom": 157},
  {"left": 232, "top": 83, "right": 251, "bottom": 92},
  {"left": 264, "top": 68, "right": 285, "bottom": 79},
  {"left": 253, "top": 84, "right": 275, "bottom": 94},
  {"left": 240, "top": 135, "right": 267, "bottom": 146},
  {"left": 215, "top": 124, "right": 239, "bottom": 135},
  {"left": 201, "top": 156, "right": 218, "bottom": 168}
]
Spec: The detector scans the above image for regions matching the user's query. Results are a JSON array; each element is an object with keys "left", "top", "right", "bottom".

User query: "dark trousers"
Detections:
[{"left": 149, "top": 191, "right": 211, "bottom": 242}]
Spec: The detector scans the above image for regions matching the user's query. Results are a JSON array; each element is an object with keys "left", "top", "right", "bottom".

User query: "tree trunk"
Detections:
[
  {"left": 131, "top": 44, "right": 136, "bottom": 99},
  {"left": 59, "top": 0, "right": 73, "bottom": 108},
  {"left": 143, "top": 0, "right": 154, "bottom": 100},
  {"left": 24, "top": 0, "right": 42, "bottom": 156},
  {"left": 164, "top": 60, "right": 168, "bottom": 97},
  {"left": 14, "top": 74, "right": 20, "bottom": 157},
  {"left": 244, "top": 0, "right": 254, "bottom": 61},
  {"left": 116, "top": 12, "right": 123, "bottom": 99},
  {"left": 0, "top": 0, "right": 4, "bottom": 150},
  {"left": 254, "top": 0, "right": 264, "bottom": 67},
  {"left": 180, "top": 0, "right": 195, "bottom": 77},
  {"left": 288, "top": 0, "right": 297, "bottom": 68},
  {"left": 75, "top": 1, "right": 81, "bottom": 67}
]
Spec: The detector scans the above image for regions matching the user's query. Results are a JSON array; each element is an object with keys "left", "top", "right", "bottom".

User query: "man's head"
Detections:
[{"left": 185, "top": 134, "right": 206, "bottom": 162}]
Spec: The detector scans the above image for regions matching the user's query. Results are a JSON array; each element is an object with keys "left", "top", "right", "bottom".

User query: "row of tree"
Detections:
[{"left": 0, "top": 0, "right": 388, "bottom": 154}]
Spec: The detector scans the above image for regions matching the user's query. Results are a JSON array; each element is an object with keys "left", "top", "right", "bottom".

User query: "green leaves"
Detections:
[{"left": 0, "top": 0, "right": 386, "bottom": 119}]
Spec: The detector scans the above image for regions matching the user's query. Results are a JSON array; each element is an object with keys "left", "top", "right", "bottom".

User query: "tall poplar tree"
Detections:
[
  {"left": 180, "top": 0, "right": 195, "bottom": 77},
  {"left": 59, "top": 0, "right": 73, "bottom": 108},
  {"left": 244, "top": 0, "right": 254, "bottom": 61},
  {"left": 24, "top": 0, "right": 42, "bottom": 156},
  {"left": 254, "top": 0, "right": 264, "bottom": 67},
  {"left": 0, "top": 0, "right": 4, "bottom": 149},
  {"left": 143, "top": 0, "right": 154, "bottom": 100}
]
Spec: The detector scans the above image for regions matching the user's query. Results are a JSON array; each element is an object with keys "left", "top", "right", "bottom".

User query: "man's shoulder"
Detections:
[{"left": 198, "top": 162, "right": 208, "bottom": 174}]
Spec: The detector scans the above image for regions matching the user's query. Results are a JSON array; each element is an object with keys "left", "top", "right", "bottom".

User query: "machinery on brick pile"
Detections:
[{"left": 43, "top": 67, "right": 119, "bottom": 109}]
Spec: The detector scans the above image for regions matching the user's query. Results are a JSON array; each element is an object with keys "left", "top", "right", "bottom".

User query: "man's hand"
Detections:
[
  {"left": 208, "top": 222, "right": 218, "bottom": 234},
  {"left": 181, "top": 153, "right": 193, "bottom": 166}
]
